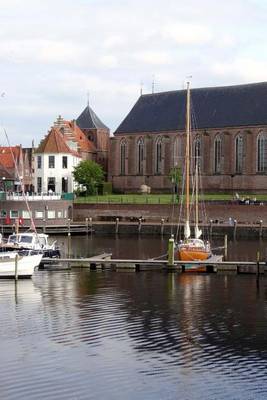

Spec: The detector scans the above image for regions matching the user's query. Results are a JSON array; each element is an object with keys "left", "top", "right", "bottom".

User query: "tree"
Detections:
[
  {"left": 169, "top": 166, "right": 182, "bottom": 201},
  {"left": 73, "top": 160, "right": 104, "bottom": 195}
]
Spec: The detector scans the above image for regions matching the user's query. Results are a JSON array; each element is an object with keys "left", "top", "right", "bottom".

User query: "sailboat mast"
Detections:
[
  {"left": 185, "top": 82, "right": 190, "bottom": 229},
  {"left": 195, "top": 159, "right": 199, "bottom": 229}
]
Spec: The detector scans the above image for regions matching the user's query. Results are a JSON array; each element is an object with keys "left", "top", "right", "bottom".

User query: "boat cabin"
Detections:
[{"left": 7, "top": 233, "right": 49, "bottom": 249}]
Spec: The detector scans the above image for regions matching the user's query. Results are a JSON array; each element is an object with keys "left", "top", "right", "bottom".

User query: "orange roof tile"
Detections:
[
  {"left": 35, "top": 127, "right": 81, "bottom": 157},
  {"left": 0, "top": 146, "right": 21, "bottom": 169},
  {"left": 68, "top": 121, "right": 96, "bottom": 152}
]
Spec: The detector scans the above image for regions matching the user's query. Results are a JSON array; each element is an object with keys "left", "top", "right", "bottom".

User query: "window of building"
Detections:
[
  {"left": 10, "top": 210, "right": 19, "bottom": 218},
  {"left": 47, "top": 210, "right": 56, "bottom": 219},
  {"left": 62, "top": 156, "right": 68, "bottom": 169},
  {"left": 155, "top": 137, "right": 163, "bottom": 174},
  {"left": 0, "top": 210, "right": 7, "bottom": 217},
  {"left": 194, "top": 137, "right": 201, "bottom": 168},
  {"left": 37, "top": 156, "right": 42, "bottom": 169},
  {"left": 173, "top": 137, "right": 180, "bottom": 167},
  {"left": 48, "top": 155, "right": 55, "bottom": 168},
  {"left": 137, "top": 137, "right": 144, "bottom": 174},
  {"left": 235, "top": 135, "right": 243, "bottom": 173},
  {"left": 35, "top": 211, "right": 44, "bottom": 219},
  {"left": 257, "top": 132, "right": 267, "bottom": 172},
  {"left": 120, "top": 139, "right": 127, "bottom": 175},
  {"left": 37, "top": 177, "right": 42, "bottom": 193},
  {"left": 58, "top": 211, "right": 62, "bottom": 218},
  {"left": 214, "top": 135, "right": 222, "bottom": 174},
  {"left": 47, "top": 177, "right": 56, "bottom": 192},
  {"left": 62, "top": 177, "right": 68, "bottom": 193},
  {"left": 22, "top": 210, "right": 30, "bottom": 219}
]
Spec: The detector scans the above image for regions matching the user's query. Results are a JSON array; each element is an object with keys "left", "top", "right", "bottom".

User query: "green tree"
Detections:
[
  {"left": 169, "top": 166, "right": 182, "bottom": 201},
  {"left": 73, "top": 160, "right": 104, "bottom": 195}
]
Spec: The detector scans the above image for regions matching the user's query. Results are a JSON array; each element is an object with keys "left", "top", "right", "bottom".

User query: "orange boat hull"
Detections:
[{"left": 176, "top": 248, "right": 210, "bottom": 262}]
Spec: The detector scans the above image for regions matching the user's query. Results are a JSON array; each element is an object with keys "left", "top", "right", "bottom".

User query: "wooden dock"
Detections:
[{"left": 41, "top": 254, "right": 266, "bottom": 274}]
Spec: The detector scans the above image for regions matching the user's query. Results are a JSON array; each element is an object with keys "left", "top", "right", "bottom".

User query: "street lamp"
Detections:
[{"left": 2, "top": 177, "right": 6, "bottom": 192}]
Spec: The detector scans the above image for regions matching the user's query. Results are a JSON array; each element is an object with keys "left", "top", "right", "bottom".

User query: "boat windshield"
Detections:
[{"left": 19, "top": 235, "right": 34, "bottom": 244}]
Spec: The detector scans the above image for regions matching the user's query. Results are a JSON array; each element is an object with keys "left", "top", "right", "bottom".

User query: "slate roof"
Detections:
[
  {"left": 115, "top": 82, "right": 267, "bottom": 134},
  {"left": 76, "top": 105, "right": 108, "bottom": 130}
]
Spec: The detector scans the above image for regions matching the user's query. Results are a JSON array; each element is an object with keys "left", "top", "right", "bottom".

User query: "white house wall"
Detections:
[{"left": 34, "top": 153, "right": 81, "bottom": 194}]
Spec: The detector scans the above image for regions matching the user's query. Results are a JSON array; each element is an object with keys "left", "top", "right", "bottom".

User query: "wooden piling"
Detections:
[
  {"left": 138, "top": 218, "right": 142, "bottom": 234},
  {"left": 115, "top": 218, "right": 119, "bottom": 234},
  {"left": 161, "top": 219, "right": 164, "bottom": 236},
  {"left": 233, "top": 219, "right": 237, "bottom": 240},
  {"left": 168, "top": 235, "right": 175, "bottom": 267},
  {"left": 224, "top": 234, "right": 228, "bottom": 260},
  {"left": 89, "top": 217, "right": 93, "bottom": 235},
  {"left": 259, "top": 220, "right": 263, "bottom": 239},
  {"left": 209, "top": 219, "right": 213, "bottom": 237},
  {"left": 256, "top": 251, "right": 260, "bottom": 287},
  {"left": 85, "top": 217, "right": 89, "bottom": 234},
  {"left": 15, "top": 254, "right": 18, "bottom": 281}
]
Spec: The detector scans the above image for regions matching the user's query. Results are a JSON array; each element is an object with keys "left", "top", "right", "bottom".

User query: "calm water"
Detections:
[{"left": 1, "top": 236, "right": 267, "bottom": 399}]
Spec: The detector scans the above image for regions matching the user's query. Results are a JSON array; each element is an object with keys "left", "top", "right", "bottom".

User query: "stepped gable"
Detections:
[
  {"left": 115, "top": 82, "right": 267, "bottom": 134},
  {"left": 68, "top": 121, "right": 96, "bottom": 152},
  {"left": 35, "top": 127, "right": 80, "bottom": 157},
  {"left": 76, "top": 105, "right": 108, "bottom": 130}
]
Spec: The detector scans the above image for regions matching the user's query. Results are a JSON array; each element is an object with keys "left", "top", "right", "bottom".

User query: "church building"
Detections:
[{"left": 109, "top": 82, "right": 267, "bottom": 193}]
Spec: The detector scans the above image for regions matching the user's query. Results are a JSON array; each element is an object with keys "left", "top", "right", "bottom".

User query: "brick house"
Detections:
[{"left": 109, "top": 82, "right": 267, "bottom": 193}]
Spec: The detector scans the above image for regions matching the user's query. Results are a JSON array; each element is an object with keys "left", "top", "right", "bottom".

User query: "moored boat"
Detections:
[
  {"left": 0, "top": 252, "right": 42, "bottom": 278},
  {"left": 176, "top": 82, "right": 211, "bottom": 264}
]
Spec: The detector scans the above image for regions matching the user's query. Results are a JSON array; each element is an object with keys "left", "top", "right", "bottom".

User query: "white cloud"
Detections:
[{"left": 161, "top": 23, "right": 212, "bottom": 45}]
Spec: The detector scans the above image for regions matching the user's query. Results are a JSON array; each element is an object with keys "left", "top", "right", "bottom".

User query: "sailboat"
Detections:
[{"left": 176, "top": 82, "right": 211, "bottom": 262}]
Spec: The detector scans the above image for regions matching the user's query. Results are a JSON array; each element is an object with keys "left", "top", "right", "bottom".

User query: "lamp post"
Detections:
[{"left": 2, "top": 177, "right": 6, "bottom": 192}]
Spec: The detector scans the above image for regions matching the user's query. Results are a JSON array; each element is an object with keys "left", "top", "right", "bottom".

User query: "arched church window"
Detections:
[
  {"left": 173, "top": 137, "right": 180, "bottom": 166},
  {"left": 120, "top": 139, "right": 127, "bottom": 175},
  {"left": 257, "top": 131, "right": 267, "bottom": 172},
  {"left": 155, "top": 137, "right": 163, "bottom": 174},
  {"left": 194, "top": 137, "right": 201, "bottom": 168},
  {"left": 214, "top": 135, "right": 222, "bottom": 173},
  {"left": 137, "top": 137, "right": 144, "bottom": 174},
  {"left": 235, "top": 134, "right": 243, "bottom": 173}
]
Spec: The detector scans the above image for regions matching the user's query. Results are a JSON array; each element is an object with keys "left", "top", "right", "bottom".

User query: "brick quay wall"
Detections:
[{"left": 73, "top": 202, "right": 267, "bottom": 225}]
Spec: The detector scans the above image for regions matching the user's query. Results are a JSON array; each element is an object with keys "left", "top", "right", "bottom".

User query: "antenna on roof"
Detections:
[
  {"left": 87, "top": 91, "right": 90, "bottom": 107},
  {"left": 140, "top": 81, "right": 143, "bottom": 96}
]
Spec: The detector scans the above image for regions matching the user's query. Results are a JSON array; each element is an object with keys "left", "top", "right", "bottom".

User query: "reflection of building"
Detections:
[{"left": 109, "top": 82, "right": 267, "bottom": 193}]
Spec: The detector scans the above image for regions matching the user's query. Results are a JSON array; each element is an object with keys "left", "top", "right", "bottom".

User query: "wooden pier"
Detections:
[{"left": 41, "top": 254, "right": 266, "bottom": 275}]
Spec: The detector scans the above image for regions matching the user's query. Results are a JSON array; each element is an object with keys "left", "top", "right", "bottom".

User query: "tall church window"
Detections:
[
  {"left": 173, "top": 137, "right": 180, "bottom": 166},
  {"left": 137, "top": 137, "right": 144, "bottom": 174},
  {"left": 120, "top": 139, "right": 127, "bottom": 175},
  {"left": 235, "top": 135, "right": 243, "bottom": 173},
  {"left": 194, "top": 137, "right": 201, "bottom": 168},
  {"left": 214, "top": 135, "right": 222, "bottom": 173},
  {"left": 257, "top": 131, "right": 267, "bottom": 172},
  {"left": 155, "top": 137, "right": 163, "bottom": 174}
]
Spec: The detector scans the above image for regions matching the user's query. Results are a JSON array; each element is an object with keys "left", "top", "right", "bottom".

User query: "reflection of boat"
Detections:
[
  {"left": 176, "top": 82, "right": 211, "bottom": 264},
  {"left": 0, "top": 252, "right": 42, "bottom": 278},
  {"left": 0, "top": 232, "right": 60, "bottom": 259}
]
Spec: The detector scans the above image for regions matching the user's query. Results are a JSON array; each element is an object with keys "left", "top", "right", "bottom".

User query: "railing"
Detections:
[{"left": 5, "top": 193, "right": 62, "bottom": 201}]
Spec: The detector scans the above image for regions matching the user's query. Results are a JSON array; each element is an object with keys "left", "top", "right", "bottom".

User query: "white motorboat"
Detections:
[
  {"left": 0, "top": 252, "right": 42, "bottom": 278},
  {"left": 1, "top": 232, "right": 60, "bottom": 259}
]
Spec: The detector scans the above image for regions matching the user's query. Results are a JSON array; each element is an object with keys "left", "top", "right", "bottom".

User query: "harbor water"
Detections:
[{"left": 1, "top": 235, "right": 267, "bottom": 399}]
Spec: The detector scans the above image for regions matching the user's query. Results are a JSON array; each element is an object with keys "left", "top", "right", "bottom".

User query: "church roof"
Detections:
[
  {"left": 115, "top": 82, "right": 267, "bottom": 134},
  {"left": 76, "top": 105, "right": 108, "bottom": 130}
]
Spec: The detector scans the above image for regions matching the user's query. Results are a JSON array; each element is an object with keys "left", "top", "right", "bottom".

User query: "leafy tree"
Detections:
[
  {"left": 169, "top": 166, "right": 182, "bottom": 200},
  {"left": 73, "top": 160, "right": 104, "bottom": 195}
]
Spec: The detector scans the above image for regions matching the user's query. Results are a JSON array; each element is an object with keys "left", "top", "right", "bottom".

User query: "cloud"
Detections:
[
  {"left": 161, "top": 23, "right": 212, "bottom": 45},
  {"left": 211, "top": 58, "right": 267, "bottom": 82}
]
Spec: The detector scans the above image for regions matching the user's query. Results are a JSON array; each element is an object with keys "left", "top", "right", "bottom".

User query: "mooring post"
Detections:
[
  {"left": 209, "top": 219, "right": 213, "bottom": 237},
  {"left": 85, "top": 217, "right": 89, "bottom": 235},
  {"left": 67, "top": 218, "right": 71, "bottom": 259},
  {"left": 138, "top": 218, "right": 142, "bottom": 234},
  {"left": 15, "top": 253, "right": 18, "bottom": 281},
  {"left": 43, "top": 218, "right": 46, "bottom": 233},
  {"left": 115, "top": 218, "right": 119, "bottom": 234},
  {"left": 256, "top": 251, "right": 260, "bottom": 287},
  {"left": 161, "top": 218, "right": 164, "bottom": 236},
  {"left": 233, "top": 219, "right": 237, "bottom": 240},
  {"left": 259, "top": 220, "right": 263, "bottom": 239},
  {"left": 168, "top": 235, "right": 175, "bottom": 267},
  {"left": 224, "top": 234, "right": 228, "bottom": 261},
  {"left": 89, "top": 217, "right": 93, "bottom": 235}
]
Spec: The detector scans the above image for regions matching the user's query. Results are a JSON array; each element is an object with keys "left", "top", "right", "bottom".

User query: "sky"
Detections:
[{"left": 0, "top": 0, "right": 267, "bottom": 146}]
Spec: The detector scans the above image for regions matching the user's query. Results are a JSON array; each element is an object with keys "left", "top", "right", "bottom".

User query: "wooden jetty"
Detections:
[{"left": 41, "top": 254, "right": 266, "bottom": 275}]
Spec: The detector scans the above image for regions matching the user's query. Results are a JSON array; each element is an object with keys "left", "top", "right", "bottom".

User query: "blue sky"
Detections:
[{"left": 0, "top": 0, "right": 267, "bottom": 146}]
